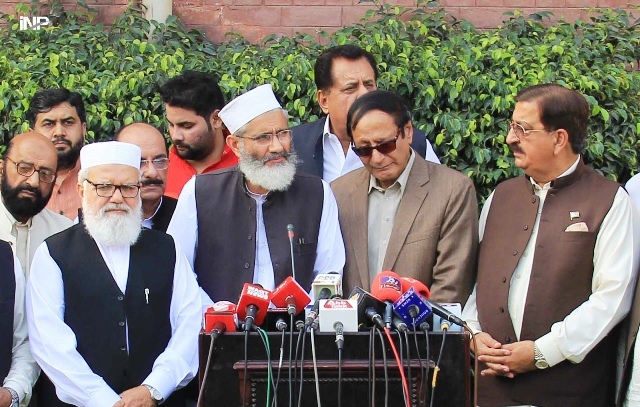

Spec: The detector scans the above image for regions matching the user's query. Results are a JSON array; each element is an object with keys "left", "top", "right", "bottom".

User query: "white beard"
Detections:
[
  {"left": 238, "top": 146, "right": 298, "bottom": 192},
  {"left": 82, "top": 198, "right": 143, "bottom": 247}
]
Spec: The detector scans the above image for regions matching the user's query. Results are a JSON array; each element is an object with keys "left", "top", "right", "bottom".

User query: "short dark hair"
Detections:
[
  {"left": 158, "top": 70, "right": 225, "bottom": 119},
  {"left": 314, "top": 45, "right": 379, "bottom": 92},
  {"left": 26, "top": 88, "right": 86, "bottom": 127},
  {"left": 346, "top": 90, "right": 411, "bottom": 140},
  {"left": 515, "top": 83, "right": 589, "bottom": 154}
]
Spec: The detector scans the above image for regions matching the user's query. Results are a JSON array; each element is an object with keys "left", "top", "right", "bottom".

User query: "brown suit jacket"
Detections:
[{"left": 331, "top": 154, "right": 478, "bottom": 304}]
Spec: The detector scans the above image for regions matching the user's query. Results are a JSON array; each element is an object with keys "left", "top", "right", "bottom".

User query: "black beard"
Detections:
[
  {"left": 174, "top": 131, "right": 215, "bottom": 161},
  {"left": 1, "top": 172, "right": 52, "bottom": 221},
  {"left": 56, "top": 141, "right": 82, "bottom": 170}
]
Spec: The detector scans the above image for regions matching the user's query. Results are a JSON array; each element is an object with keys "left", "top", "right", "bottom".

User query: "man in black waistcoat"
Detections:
[
  {"left": 116, "top": 123, "right": 177, "bottom": 232},
  {"left": 0, "top": 240, "right": 39, "bottom": 407},
  {"left": 167, "top": 84, "right": 345, "bottom": 308},
  {"left": 291, "top": 44, "right": 439, "bottom": 184},
  {"left": 26, "top": 141, "right": 202, "bottom": 407}
]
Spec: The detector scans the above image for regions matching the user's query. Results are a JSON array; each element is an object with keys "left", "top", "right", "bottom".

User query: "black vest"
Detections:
[
  {"left": 44, "top": 224, "right": 184, "bottom": 406},
  {"left": 194, "top": 167, "right": 324, "bottom": 301},
  {"left": 0, "top": 240, "right": 15, "bottom": 383}
]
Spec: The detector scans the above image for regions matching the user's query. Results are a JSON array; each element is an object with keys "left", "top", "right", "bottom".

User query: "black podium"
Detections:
[{"left": 199, "top": 330, "right": 471, "bottom": 407}]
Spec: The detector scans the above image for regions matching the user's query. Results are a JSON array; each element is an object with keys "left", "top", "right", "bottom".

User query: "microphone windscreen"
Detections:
[
  {"left": 371, "top": 270, "right": 402, "bottom": 302},
  {"left": 312, "top": 273, "right": 343, "bottom": 299},
  {"left": 400, "top": 277, "right": 431, "bottom": 298},
  {"left": 236, "top": 283, "right": 271, "bottom": 326},
  {"left": 204, "top": 310, "right": 237, "bottom": 333},
  {"left": 271, "top": 276, "right": 311, "bottom": 313}
]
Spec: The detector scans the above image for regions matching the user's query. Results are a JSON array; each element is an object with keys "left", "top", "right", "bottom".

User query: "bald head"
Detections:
[
  {"left": 6, "top": 131, "right": 59, "bottom": 165},
  {"left": 1, "top": 131, "right": 58, "bottom": 222},
  {"left": 116, "top": 123, "right": 168, "bottom": 213}
]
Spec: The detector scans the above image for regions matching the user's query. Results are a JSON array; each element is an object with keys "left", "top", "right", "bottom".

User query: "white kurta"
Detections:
[
  {"left": 26, "top": 238, "right": 202, "bottom": 407},
  {"left": 167, "top": 175, "right": 346, "bottom": 309},
  {"left": 462, "top": 156, "right": 640, "bottom": 369},
  {"left": 2, "top": 255, "right": 39, "bottom": 407},
  {"left": 626, "top": 173, "right": 640, "bottom": 213},
  {"left": 321, "top": 115, "right": 440, "bottom": 184}
]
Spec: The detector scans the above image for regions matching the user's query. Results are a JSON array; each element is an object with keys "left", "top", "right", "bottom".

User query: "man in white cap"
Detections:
[
  {"left": 26, "top": 141, "right": 202, "bottom": 407},
  {"left": 168, "top": 84, "right": 345, "bottom": 306}
]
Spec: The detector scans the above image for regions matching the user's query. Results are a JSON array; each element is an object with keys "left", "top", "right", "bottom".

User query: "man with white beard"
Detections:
[
  {"left": 168, "top": 84, "right": 345, "bottom": 306},
  {"left": 26, "top": 141, "right": 202, "bottom": 407}
]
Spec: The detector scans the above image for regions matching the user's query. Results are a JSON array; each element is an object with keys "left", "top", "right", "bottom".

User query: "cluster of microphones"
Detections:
[{"left": 204, "top": 270, "right": 466, "bottom": 337}]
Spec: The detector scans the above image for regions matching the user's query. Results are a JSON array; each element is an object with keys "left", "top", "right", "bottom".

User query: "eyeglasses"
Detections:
[
  {"left": 506, "top": 120, "right": 550, "bottom": 141},
  {"left": 5, "top": 157, "right": 56, "bottom": 183},
  {"left": 237, "top": 129, "right": 292, "bottom": 146},
  {"left": 351, "top": 132, "right": 401, "bottom": 157},
  {"left": 140, "top": 158, "right": 169, "bottom": 170},
  {"left": 85, "top": 180, "right": 141, "bottom": 198}
]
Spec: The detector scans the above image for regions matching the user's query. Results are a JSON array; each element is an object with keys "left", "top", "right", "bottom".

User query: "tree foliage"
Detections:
[{"left": 0, "top": 0, "right": 638, "bottom": 201}]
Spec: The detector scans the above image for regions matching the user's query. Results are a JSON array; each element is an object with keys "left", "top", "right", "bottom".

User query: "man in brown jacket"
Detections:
[
  {"left": 331, "top": 90, "right": 478, "bottom": 304},
  {"left": 462, "top": 83, "right": 640, "bottom": 407}
]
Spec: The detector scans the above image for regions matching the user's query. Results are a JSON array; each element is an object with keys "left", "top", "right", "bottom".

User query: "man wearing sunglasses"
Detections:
[
  {"left": 461, "top": 84, "right": 640, "bottom": 406},
  {"left": 116, "top": 123, "right": 177, "bottom": 232},
  {"left": 0, "top": 132, "right": 72, "bottom": 276},
  {"left": 331, "top": 90, "right": 478, "bottom": 305},
  {"left": 292, "top": 44, "right": 439, "bottom": 184},
  {"left": 168, "top": 84, "right": 345, "bottom": 307}
]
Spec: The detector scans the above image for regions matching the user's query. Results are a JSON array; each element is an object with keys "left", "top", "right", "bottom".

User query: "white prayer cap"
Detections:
[
  {"left": 219, "top": 84, "right": 281, "bottom": 134},
  {"left": 80, "top": 141, "right": 141, "bottom": 170}
]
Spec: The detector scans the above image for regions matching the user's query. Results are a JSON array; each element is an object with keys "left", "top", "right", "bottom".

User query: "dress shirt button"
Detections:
[
  {"left": 117, "top": 295, "right": 124, "bottom": 301},
  {"left": 499, "top": 307, "right": 504, "bottom": 313},
  {"left": 512, "top": 250, "right": 518, "bottom": 256},
  {"left": 383, "top": 240, "right": 388, "bottom": 245},
  {"left": 523, "top": 225, "right": 528, "bottom": 230},
  {"left": 244, "top": 263, "right": 250, "bottom": 269},
  {"left": 119, "top": 321, "right": 125, "bottom": 327},
  {"left": 502, "top": 277, "right": 507, "bottom": 283},
  {"left": 384, "top": 217, "right": 389, "bottom": 221}
]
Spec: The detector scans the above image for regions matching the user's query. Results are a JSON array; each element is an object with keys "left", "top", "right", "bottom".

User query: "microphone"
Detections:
[
  {"left": 370, "top": 271, "right": 403, "bottom": 328},
  {"left": 305, "top": 287, "right": 332, "bottom": 328},
  {"left": 271, "top": 276, "right": 312, "bottom": 316},
  {"left": 398, "top": 277, "right": 466, "bottom": 327},
  {"left": 236, "top": 283, "right": 271, "bottom": 331},
  {"left": 287, "top": 224, "right": 296, "bottom": 281},
  {"left": 318, "top": 298, "right": 358, "bottom": 333},
  {"left": 392, "top": 315, "right": 408, "bottom": 332},
  {"left": 393, "top": 286, "right": 433, "bottom": 327},
  {"left": 306, "top": 273, "right": 344, "bottom": 327},
  {"left": 311, "top": 272, "right": 343, "bottom": 300},
  {"left": 347, "top": 286, "right": 386, "bottom": 328},
  {"left": 365, "top": 306, "right": 384, "bottom": 328},
  {"left": 425, "top": 300, "right": 466, "bottom": 328},
  {"left": 204, "top": 307, "right": 237, "bottom": 335}
]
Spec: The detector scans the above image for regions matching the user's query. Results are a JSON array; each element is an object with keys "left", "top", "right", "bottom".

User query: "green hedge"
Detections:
[{"left": 1, "top": 1, "right": 639, "bottom": 201}]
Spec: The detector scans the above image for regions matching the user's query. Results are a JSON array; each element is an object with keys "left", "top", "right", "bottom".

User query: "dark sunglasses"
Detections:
[{"left": 351, "top": 134, "right": 400, "bottom": 157}]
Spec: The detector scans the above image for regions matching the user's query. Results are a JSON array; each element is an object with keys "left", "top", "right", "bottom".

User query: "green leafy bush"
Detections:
[{"left": 0, "top": 1, "right": 638, "bottom": 201}]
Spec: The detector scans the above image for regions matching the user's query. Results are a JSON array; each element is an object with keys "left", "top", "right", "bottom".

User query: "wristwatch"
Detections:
[
  {"left": 534, "top": 343, "right": 549, "bottom": 369},
  {"left": 2, "top": 387, "right": 19, "bottom": 407},
  {"left": 143, "top": 384, "right": 164, "bottom": 405}
]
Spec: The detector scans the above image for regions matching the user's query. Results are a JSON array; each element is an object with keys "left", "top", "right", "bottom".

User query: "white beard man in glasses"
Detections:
[
  {"left": 331, "top": 90, "right": 478, "bottom": 304},
  {"left": 167, "top": 84, "right": 345, "bottom": 307},
  {"left": 26, "top": 141, "right": 201, "bottom": 407}
]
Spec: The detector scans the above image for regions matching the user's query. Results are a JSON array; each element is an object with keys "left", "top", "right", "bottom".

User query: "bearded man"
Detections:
[
  {"left": 27, "top": 88, "right": 87, "bottom": 220},
  {"left": 26, "top": 141, "right": 202, "bottom": 407},
  {"left": 0, "top": 132, "right": 72, "bottom": 275},
  {"left": 167, "top": 84, "right": 345, "bottom": 306}
]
